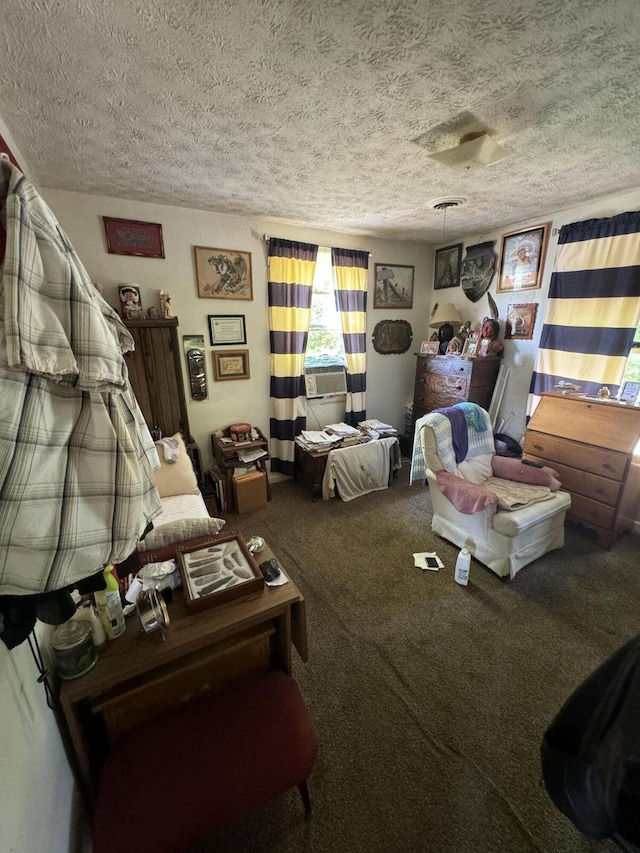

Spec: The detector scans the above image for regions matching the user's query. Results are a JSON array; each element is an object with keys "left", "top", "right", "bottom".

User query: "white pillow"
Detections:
[
  {"left": 138, "top": 517, "right": 226, "bottom": 552},
  {"left": 153, "top": 433, "right": 200, "bottom": 498}
]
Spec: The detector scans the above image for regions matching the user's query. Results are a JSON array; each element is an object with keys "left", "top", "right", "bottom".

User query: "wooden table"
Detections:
[
  {"left": 294, "top": 436, "right": 399, "bottom": 499},
  {"left": 211, "top": 426, "right": 272, "bottom": 512},
  {"left": 58, "top": 550, "right": 307, "bottom": 801}
]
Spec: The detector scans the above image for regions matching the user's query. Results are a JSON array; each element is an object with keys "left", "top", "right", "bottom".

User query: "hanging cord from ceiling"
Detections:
[
  {"left": 428, "top": 198, "right": 466, "bottom": 240},
  {"left": 27, "top": 629, "right": 57, "bottom": 710}
]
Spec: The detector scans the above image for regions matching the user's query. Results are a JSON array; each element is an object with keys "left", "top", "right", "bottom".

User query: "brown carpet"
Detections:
[{"left": 194, "top": 467, "right": 640, "bottom": 853}]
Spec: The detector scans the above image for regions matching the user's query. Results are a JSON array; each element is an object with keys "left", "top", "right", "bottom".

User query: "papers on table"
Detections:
[
  {"left": 324, "top": 422, "right": 360, "bottom": 437},
  {"left": 237, "top": 447, "right": 268, "bottom": 463},
  {"left": 359, "top": 419, "right": 399, "bottom": 439},
  {"left": 295, "top": 430, "right": 343, "bottom": 451}
]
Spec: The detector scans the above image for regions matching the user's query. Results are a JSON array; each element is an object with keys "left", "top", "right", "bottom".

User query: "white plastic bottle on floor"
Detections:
[{"left": 454, "top": 548, "right": 471, "bottom": 586}]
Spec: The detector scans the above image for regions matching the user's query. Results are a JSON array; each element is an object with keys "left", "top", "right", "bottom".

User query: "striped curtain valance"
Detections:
[
  {"left": 268, "top": 237, "right": 318, "bottom": 476},
  {"left": 332, "top": 247, "right": 369, "bottom": 426},
  {"left": 529, "top": 211, "right": 640, "bottom": 413}
]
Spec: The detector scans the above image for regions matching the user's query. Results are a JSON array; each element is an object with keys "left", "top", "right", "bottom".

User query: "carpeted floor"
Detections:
[{"left": 194, "top": 466, "right": 640, "bottom": 853}]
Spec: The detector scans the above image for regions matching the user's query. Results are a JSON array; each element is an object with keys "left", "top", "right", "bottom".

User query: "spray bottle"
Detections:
[{"left": 94, "top": 565, "right": 126, "bottom": 639}]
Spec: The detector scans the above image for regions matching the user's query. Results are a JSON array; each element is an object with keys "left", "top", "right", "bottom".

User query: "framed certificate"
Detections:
[{"left": 208, "top": 315, "right": 246, "bottom": 346}]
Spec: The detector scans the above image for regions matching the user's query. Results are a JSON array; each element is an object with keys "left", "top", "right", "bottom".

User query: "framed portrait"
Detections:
[
  {"left": 176, "top": 534, "right": 263, "bottom": 613},
  {"left": 212, "top": 349, "right": 250, "bottom": 381},
  {"left": 420, "top": 340, "right": 440, "bottom": 355},
  {"left": 497, "top": 223, "right": 550, "bottom": 293},
  {"left": 374, "top": 264, "right": 414, "bottom": 308},
  {"left": 194, "top": 246, "right": 253, "bottom": 300},
  {"left": 462, "top": 333, "right": 480, "bottom": 358},
  {"left": 208, "top": 315, "right": 246, "bottom": 346},
  {"left": 505, "top": 303, "right": 539, "bottom": 340},
  {"left": 103, "top": 217, "right": 165, "bottom": 258},
  {"left": 434, "top": 244, "right": 462, "bottom": 290},
  {"left": 371, "top": 320, "right": 413, "bottom": 354},
  {"left": 118, "top": 284, "right": 143, "bottom": 319}
]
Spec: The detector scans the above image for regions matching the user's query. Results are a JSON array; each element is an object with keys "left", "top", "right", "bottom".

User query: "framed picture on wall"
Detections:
[
  {"left": 208, "top": 315, "right": 246, "bottom": 346},
  {"left": 505, "top": 303, "right": 539, "bottom": 340},
  {"left": 103, "top": 217, "right": 165, "bottom": 258},
  {"left": 373, "top": 264, "right": 414, "bottom": 308},
  {"left": 194, "top": 246, "right": 253, "bottom": 300},
  {"left": 497, "top": 224, "right": 549, "bottom": 292},
  {"left": 212, "top": 349, "right": 250, "bottom": 381},
  {"left": 434, "top": 243, "right": 462, "bottom": 290}
]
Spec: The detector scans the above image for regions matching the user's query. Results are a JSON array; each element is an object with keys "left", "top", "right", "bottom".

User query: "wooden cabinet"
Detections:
[
  {"left": 412, "top": 354, "right": 502, "bottom": 423},
  {"left": 124, "top": 317, "right": 190, "bottom": 439},
  {"left": 523, "top": 392, "right": 640, "bottom": 549}
]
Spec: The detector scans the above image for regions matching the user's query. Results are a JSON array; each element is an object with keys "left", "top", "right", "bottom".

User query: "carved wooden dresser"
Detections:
[{"left": 412, "top": 354, "right": 502, "bottom": 425}]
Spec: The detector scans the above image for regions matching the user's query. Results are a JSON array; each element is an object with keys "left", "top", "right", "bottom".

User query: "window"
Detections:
[
  {"left": 621, "top": 319, "right": 640, "bottom": 385},
  {"left": 304, "top": 248, "right": 346, "bottom": 368}
]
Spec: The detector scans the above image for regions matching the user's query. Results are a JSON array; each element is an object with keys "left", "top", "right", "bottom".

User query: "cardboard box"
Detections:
[{"left": 233, "top": 470, "right": 268, "bottom": 513}]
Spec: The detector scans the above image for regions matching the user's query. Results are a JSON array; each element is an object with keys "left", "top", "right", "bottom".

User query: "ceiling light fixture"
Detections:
[{"left": 428, "top": 132, "right": 512, "bottom": 174}]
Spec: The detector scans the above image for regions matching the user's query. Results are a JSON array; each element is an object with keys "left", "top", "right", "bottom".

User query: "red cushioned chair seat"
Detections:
[{"left": 92, "top": 670, "right": 318, "bottom": 853}]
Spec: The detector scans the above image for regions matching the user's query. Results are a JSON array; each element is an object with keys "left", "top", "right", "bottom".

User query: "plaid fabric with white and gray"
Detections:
[{"left": 0, "top": 160, "right": 161, "bottom": 595}]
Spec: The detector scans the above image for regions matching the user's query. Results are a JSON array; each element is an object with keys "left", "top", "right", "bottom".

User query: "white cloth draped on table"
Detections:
[{"left": 322, "top": 437, "right": 401, "bottom": 501}]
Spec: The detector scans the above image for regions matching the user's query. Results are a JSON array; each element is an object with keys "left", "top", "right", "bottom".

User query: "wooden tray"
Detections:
[{"left": 176, "top": 534, "right": 263, "bottom": 612}]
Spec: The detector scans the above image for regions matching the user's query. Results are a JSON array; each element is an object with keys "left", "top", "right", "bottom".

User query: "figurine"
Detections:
[
  {"left": 477, "top": 317, "right": 504, "bottom": 357},
  {"left": 159, "top": 290, "right": 172, "bottom": 319}
]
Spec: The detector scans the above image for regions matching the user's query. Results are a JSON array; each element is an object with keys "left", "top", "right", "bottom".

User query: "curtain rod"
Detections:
[{"left": 263, "top": 234, "right": 372, "bottom": 256}]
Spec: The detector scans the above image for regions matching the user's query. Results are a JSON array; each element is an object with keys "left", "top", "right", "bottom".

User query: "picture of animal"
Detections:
[{"left": 194, "top": 246, "right": 253, "bottom": 300}]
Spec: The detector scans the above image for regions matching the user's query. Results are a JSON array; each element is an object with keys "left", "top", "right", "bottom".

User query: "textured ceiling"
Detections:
[{"left": 2, "top": 0, "right": 640, "bottom": 241}]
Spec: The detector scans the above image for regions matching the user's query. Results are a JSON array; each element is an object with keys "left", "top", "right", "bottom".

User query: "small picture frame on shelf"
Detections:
[
  {"left": 619, "top": 381, "right": 640, "bottom": 405},
  {"left": 176, "top": 534, "right": 264, "bottom": 613},
  {"left": 420, "top": 340, "right": 440, "bottom": 355},
  {"left": 119, "top": 284, "right": 143, "bottom": 319},
  {"left": 462, "top": 333, "right": 480, "bottom": 358}
]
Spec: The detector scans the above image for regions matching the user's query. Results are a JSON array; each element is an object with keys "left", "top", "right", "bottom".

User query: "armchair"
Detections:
[{"left": 414, "top": 403, "right": 571, "bottom": 579}]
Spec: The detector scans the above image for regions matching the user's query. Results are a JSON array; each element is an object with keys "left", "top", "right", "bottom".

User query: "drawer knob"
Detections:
[
  {"left": 533, "top": 443, "right": 543, "bottom": 451},
  {"left": 602, "top": 463, "right": 611, "bottom": 470}
]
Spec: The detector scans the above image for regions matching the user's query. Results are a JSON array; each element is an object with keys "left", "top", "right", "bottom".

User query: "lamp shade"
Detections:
[{"left": 430, "top": 302, "right": 462, "bottom": 329}]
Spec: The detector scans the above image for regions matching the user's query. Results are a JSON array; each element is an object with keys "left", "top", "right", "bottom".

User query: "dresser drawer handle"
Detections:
[
  {"left": 533, "top": 443, "right": 543, "bottom": 451},
  {"left": 602, "top": 463, "right": 611, "bottom": 470}
]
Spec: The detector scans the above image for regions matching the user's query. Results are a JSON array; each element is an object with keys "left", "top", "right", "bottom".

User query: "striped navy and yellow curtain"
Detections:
[
  {"left": 268, "top": 238, "right": 318, "bottom": 476},
  {"left": 529, "top": 211, "right": 640, "bottom": 413},
  {"left": 331, "top": 247, "right": 369, "bottom": 425}
]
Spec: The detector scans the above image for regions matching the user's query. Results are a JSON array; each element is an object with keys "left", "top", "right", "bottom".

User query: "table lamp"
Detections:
[{"left": 429, "top": 302, "right": 462, "bottom": 353}]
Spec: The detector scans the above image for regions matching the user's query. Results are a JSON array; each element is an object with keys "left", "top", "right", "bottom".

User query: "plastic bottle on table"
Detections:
[
  {"left": 454, "top": 548, "right": 471, "bottom": 586},
  {"left": 94, "top": 565, "right": 126, "bottom": 639}
]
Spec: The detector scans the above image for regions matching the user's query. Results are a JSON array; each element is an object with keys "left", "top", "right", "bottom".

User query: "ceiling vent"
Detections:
[
  {"left": 428, "top": 197, "right": 466, "bottom": 210},
  {"left": 427, "top": 132, "right": 512, "bottom": 174}
]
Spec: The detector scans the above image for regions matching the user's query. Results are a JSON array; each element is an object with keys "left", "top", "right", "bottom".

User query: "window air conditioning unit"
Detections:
[{"left": 304, "top": 366, "right": 347, "bottom": 399}]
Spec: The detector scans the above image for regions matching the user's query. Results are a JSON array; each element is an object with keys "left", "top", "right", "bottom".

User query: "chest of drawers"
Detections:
[
  {"left": 523, "top": 393, "right": 640, "bottom": 549},
  {"left": 412, "top": 354, "right": 501, "bottom": 424}
]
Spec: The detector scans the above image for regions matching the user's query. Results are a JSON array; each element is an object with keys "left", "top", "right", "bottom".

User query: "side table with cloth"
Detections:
[{"left": 322, "top": 436, "right": 401, "bottom": 501}]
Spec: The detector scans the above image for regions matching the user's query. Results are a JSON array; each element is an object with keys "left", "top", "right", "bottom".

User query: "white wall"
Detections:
[
  {"left": 431, "top": 188, "right": 640, "bottom": 443},
  {"left": 0, "top": 121, "right": 82, "bottom": 853},
  {"left": 43, "top": 189, "right": 431, "bottom": 474}
]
